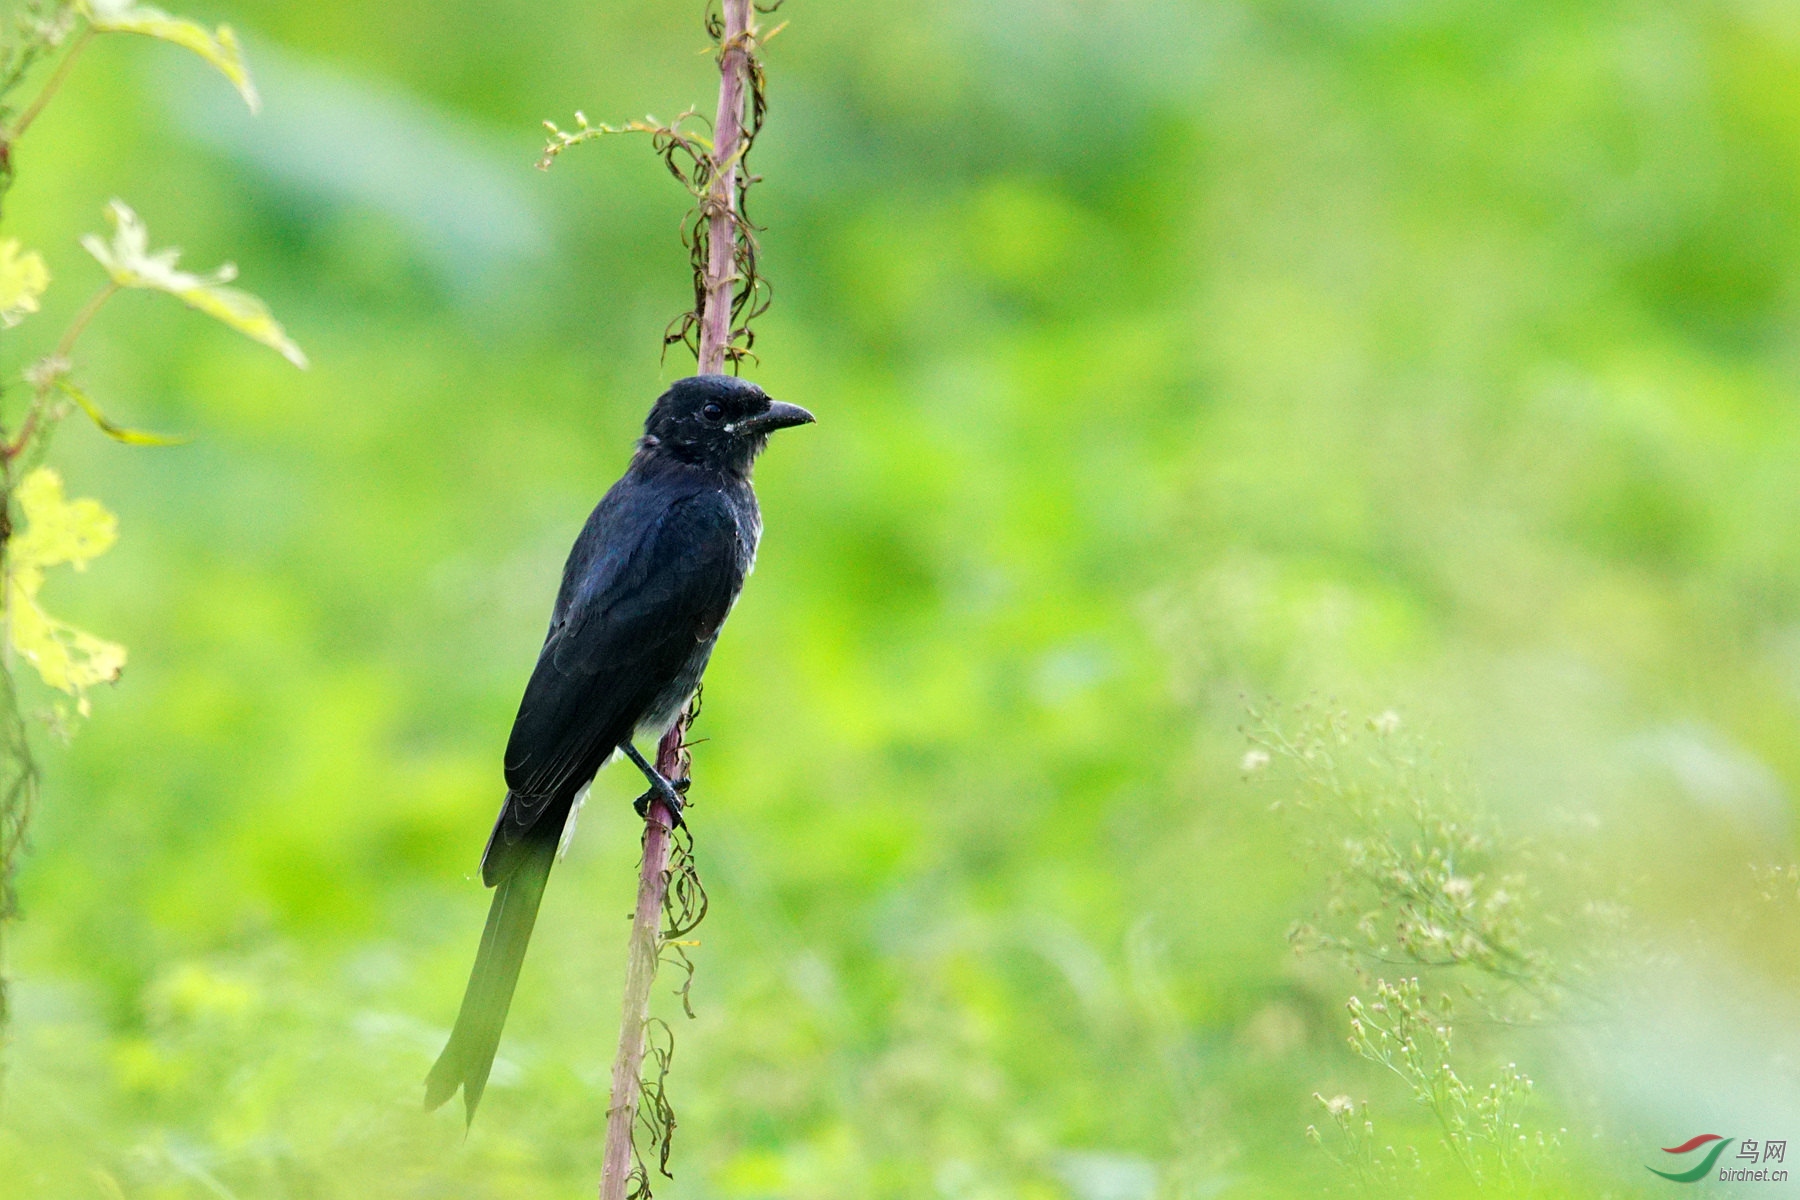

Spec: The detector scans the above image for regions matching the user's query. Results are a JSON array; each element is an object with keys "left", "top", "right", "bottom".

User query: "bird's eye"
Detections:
[{"left": 702, "top": 402, "right": 724, "bottom": 421}]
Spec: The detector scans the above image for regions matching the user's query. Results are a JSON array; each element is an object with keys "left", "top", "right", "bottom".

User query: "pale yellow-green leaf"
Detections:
[
  {"left": 10, "top": 469, "right": 116, "bottom": 571},
  {"left": 4, "top": 468, "right": 126, "bottom": 710},
  {"left": 79, "top": 0, "right": 259, "bottom": 113},
  {"left": 0, "top": 239, "right": 50, "bottom": 328},
  {"left": 57, "top": 378, "right": 189, "bottom": 446},
  {"left": 82, "top": 201, "right": 307, "bottom": 368}
]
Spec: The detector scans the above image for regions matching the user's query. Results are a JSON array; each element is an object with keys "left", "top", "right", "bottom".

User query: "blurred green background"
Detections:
[{"left": 4, "top": 0, "right": 1800, "bottom": 1195}]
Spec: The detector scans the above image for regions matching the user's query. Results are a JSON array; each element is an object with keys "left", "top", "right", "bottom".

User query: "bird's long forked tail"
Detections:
[{"left": 425, "top": 834, "right": 556, "bottom": 1124}]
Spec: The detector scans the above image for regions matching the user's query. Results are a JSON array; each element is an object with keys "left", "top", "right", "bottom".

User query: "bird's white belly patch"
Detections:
[{"left": 558, "top": 776, "right": 596, "bottom": 859}]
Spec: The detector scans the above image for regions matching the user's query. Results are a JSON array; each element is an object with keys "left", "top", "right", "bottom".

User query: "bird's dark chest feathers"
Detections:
[{"left": 620, "top": 469, "right": 759, "bottom": 735}]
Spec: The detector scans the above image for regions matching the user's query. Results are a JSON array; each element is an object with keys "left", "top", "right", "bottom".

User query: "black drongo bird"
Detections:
[{"left": 425, "top": 374, "right": 813, "bottom": 1122}]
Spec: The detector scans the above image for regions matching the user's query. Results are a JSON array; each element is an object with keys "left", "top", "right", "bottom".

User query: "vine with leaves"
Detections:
[{"left": 0, "top": 0, "right": 304, "bottom": 1080}]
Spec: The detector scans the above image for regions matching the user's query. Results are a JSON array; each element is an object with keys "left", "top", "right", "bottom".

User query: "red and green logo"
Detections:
[{"left": 1650, "top": 1135, "right": 1734, "bottom": 1183}]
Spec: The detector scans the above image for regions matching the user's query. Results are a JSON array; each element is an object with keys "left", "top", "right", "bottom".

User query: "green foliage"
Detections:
[
  {"left": 1246, "top": 706, "right": 1558, "bottom": 1010},
  {"left": 78, "top": 0, "right": 258, "bottom": 112},
  {"left": 1341, "top": 980, "right": 1558, "bottom": 1194},
  {"left": 81, "top": 199, "right": 306, "bottom": 367},
  {"left": 0, "top": 2, "right": 1795, "bottom": 1198},
  {"left": 0, "top": 0, "right": 301, "bottom": 1119},
  {"left": 0, "top": 2, "right": 303, "bottom": 708},
  {"left": 1250, "top": 708, "right": 1569, "bottom": 1193},
  {"left": 0, "top": 237, "right": 47, "bottom": 325},
  {"left": 53, "top": 376, "right": 186, "bottom": 445},
  {"left": 5, "top": 465, "right": 124, "bottom": 714},
  {"left": 1306, "top": 1094, "right": 1422, "bottom": 1196}
]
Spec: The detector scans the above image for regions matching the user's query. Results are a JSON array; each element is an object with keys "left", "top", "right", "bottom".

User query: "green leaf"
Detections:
[
  {"left": 81, "top": 200, "right": 307, "bottom": 368},
  {"left": 0, "top": 239, "right": 50, "bottom": 329},
  {"left": 79, "top": 0, "right": 259, "bottom": 113},
  {"left": 4, "top": 467, "right": 126, "bottom": 715},
  {"left": 56, "top": 378, "right": 189, "bottom": 446}
]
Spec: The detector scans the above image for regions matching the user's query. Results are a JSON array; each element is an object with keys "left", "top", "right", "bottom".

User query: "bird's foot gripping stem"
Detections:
[{"left": 623, "top": 742, "right": 689, "bottom": 829}]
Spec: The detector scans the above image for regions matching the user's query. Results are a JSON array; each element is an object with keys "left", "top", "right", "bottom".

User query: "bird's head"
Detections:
[{"left": 639, "top": 375, "right": 814, "bottom": 474}]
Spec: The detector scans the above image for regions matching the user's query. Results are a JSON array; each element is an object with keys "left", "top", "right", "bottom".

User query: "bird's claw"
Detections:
[
  {"left": 621, "top": 743, "right": 690, "bottom": 829},
  {"left": 633, "top": 780, "right": 688, "bottom": 829}
]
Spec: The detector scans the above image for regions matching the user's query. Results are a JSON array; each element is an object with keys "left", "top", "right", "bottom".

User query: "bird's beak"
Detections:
[{"left": 748, "top": 400, "right": 816, "bottom": 433}]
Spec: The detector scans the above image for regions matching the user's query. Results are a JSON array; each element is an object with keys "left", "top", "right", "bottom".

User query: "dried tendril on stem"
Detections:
[{"left": 537, "top": 1, "right": 784, "bottom": 372}]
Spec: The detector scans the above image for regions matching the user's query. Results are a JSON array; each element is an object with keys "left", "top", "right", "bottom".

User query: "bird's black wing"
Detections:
[{"left": 487, "top": 479, "right": 743, "bottom": 864}]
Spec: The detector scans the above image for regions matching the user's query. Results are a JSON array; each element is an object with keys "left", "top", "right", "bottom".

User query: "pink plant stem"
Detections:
[
  {"left": 600, "top": 7, "right": 753, "bottom": 1195},
  {"left": 697, "top": 0, "right": 753, "bottom": 375},
  {"left": 600, "top": 722, "right": 686, "bottom": 1200}
]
